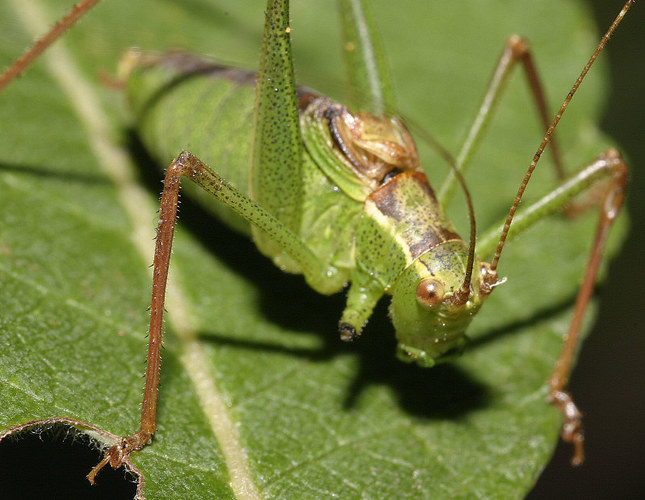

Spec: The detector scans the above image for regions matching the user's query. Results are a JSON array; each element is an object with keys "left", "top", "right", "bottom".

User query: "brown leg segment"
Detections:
[
  {"left": 87, "top": 152, "right": 202, "bottom": 483},
  {"left": 485, "top": 1, "right": 634, "bottom": 465},
  {"left": 547, "top": 149, "right": 628, "bottom": 466},
  {"left": 87, "top": 149, "right": 321, "bottom": 483}
]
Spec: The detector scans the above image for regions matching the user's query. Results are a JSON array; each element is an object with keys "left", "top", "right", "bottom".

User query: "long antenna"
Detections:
[{"left": 490, "top": 0, "right": 634, "bottom": 272}]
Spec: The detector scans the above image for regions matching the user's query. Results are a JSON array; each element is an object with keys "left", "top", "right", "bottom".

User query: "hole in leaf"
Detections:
[{"left": 0, "top": 422, "right": 137, "bottom": 499}]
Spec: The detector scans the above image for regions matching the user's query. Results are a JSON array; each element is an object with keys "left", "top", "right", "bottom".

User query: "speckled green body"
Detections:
[
  {"left": 125, "top": 55, "right": 359, "bottom": 294},
  {"left": 122, "top": 0, "right": 492, "bottom": 368},
  {"left": 353, "top": 172, "right": 485, "bottom": 362}
]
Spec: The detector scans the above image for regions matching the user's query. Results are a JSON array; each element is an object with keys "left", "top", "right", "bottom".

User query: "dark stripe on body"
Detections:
[{"left": 368, "top": 172, "right": 461, "bottom": 260}]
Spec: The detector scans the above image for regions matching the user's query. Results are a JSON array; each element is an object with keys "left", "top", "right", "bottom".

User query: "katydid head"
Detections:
[
  {"left": 383, "top": 98, "right": 500, "bottom": 368},
  {"left": 324, "top": 97, "right": 500, "bottom": 367},
  {"left": 390, "top": 241, "right": 497, "bottom": 367}
]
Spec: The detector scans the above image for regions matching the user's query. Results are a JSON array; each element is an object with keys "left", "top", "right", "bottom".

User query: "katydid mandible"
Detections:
[{"left": 0, "top": 0, "right": 632, "bottom": 486}]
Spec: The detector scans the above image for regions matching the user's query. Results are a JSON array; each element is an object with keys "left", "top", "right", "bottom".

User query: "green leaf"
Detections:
[{"left": 0, "top": 0, "right": 631, "bottom": 498}]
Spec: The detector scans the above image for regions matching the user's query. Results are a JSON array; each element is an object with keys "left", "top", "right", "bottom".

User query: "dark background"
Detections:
[{"left": 530, "top": 1, "right": 645, "bottom": 498}]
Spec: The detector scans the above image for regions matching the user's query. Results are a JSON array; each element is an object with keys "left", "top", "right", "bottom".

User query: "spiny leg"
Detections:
[
  {"left": 86, "top": 144, "right": 332, "bottom": 481},
  {"left": 87, "top": 152, "right": 186, "bottom": 484},
  {"left": 87, "top": 0, "right": 331, "bottom": 482}
]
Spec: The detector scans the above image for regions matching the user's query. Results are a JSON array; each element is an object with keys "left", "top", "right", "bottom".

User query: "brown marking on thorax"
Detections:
[{"left": 368, "top": 171, "right": 462, "bottom": 259}]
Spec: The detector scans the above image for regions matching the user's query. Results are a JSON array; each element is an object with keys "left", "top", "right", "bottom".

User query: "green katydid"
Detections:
[{"left": 0, "top": 0, "right": 634, "bottom": 496}]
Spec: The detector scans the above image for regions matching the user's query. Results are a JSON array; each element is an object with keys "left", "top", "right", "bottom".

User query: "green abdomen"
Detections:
[
  {"left": 124, "top": 52, "right": 361, "bottom": 290},
  {"left": 125, "top": 53, "right": 257, "bottom": 234}
]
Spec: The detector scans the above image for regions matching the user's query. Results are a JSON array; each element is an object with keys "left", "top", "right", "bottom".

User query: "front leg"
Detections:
[{"left": 88, "top": 149, "right": 334, "bottom": 482}]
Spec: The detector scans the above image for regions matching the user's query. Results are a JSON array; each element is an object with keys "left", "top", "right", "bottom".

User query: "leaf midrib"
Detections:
[{"left": 11, "top": 0, "right": 260, "bottom": 496}]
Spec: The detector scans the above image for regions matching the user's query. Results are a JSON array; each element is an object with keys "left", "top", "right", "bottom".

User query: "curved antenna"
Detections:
[
  {"left": 490, "top": 0, "right": 634, "bottom": 272},
  {"left": 448, "top": 164, "right": 477, "bottom": 306},
  {"left": 400, "top": 116, "right": 476, "bottom": 306}
]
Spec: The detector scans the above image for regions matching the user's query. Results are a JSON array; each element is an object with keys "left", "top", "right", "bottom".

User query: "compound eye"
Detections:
[{"left": 416, "top": 279, "right": 444, "bottom": 308}]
